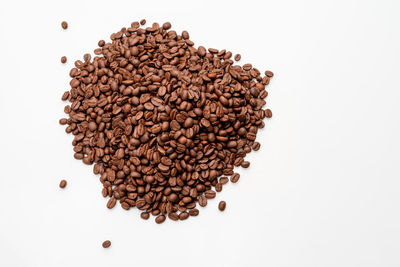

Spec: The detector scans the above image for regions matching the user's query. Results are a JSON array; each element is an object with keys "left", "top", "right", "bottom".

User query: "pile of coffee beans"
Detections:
[{"left": 59, "top": 20, "right": 273, "bottom": 223}]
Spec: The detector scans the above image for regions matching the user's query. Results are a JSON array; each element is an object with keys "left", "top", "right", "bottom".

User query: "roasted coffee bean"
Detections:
[
  {"left": 189, "top": 208, "right": 199, "bottom": 216},
  {"left": 61, "top": 56, "right": 67, "bottom": 64},
  {"left": 265, "top": 70, "right": 274, "bottom": 77},
  {"left": 179, "top": 212, "right": 189, "bottom": 220},
  {"left": 140, "top": 19, "right": 146, "bottom": 25},
  {"left": 102, "top": 240, "right": 111, "bottom": 248},
  {"left": 140, "top": 212, "right": 150, "bottom": 220},
  {"left": 241, "top": 161, "right": 250, "bottom": 168},
  {"left": 155, "top": 215, "right": 166, "bottom": 224},
  {"left": 230, "top": 173, "right": 240, "bottom": 183},
  {"left": 60, "top": 21, "right": 273, "bottom": 223},
  {"left": 234, "top": 54, "right": 241, "bottom": 61},
  {"left": 218, "top": 201, "right": 226, "bottom": 211},
  {"left": 61, "top": 21, "right": 68, "bottom": 29},
  {"left": 252, "top": 142, "right": 261, "bottom": 151},
  {"left": 59, "top": 179, "right": 67, "bottom": 188}
]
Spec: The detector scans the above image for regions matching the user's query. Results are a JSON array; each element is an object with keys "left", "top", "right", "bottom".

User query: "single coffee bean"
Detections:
[
  {"left": 265, "top": 109, "right": 272, "bottom": 118},
  {"left": 162, "top": 22, "right": 171, "bottom": 30},
  {"left": 140, "top": 212, "right": 150, "bottom": 220},
  {"left": 106, "top": 197, "right": 116, "bottom": 209},
  {"left": 140, "top": 19, "right": 146, "bottom": 25},
  {"left": 59, "top": 179, "right": 67, "bottom": 188},
  {"left": 155, "top": 215, "right": 166, "bottom": 224},
  {"left": 205, "top": 190, "right": 216, "bottom": 199},
  {"left": 234, "top": 54, "right": 241, "bottom": 61},
  {"left": 168, "top": 212, "right": 179, "bottom": 221},
  {"left": 188, "top": 208, "right": 199, "bottom": 216},
  {"left": 241, "top": 161, "right": 250, "bottom": 168},
  {"left": 102, "top": 240, "right": 111, "bottom": 248},
  {"left": 179, "top": 212, "right": 189, "bottom": 220},
  {"left": 265, "top": 70, "right": 274, "bottom": 77},
  {"left": 61, "top": 21, "right": 68, "bottom": 29},
  {"left": 252, "top": 142, "right": 261, "bottom": 151},
  {"left": 218, "top": 201, "right": 226, "bottom": 211},
  {"left": 61, "top": 56, "right": 67, "bottom": 64},
  {"left": 230, "top": 173, "right": 240, "bottom": 183}
]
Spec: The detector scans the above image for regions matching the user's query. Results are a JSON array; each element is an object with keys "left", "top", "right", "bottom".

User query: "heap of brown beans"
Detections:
[{"left": 59, "top": 21, "right": 273, "bottom": 223}]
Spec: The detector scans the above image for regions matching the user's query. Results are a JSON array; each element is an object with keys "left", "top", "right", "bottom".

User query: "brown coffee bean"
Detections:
[
  {"left": 107, "top": 197, "right": 116, "bottom": 209},
  {"left": 61, "top": 21, "right": 68, "bottom": 29},
  {"left": 218, "top": 201, "right": 226, "bottom": 211},
  {"left": 59, "top": 179, "right": 67, "bottom": 188},
  {"left": 162, "top": 22, "right": 172, "bottom": 30},
  {"left": 140, "top": 19, "right": 146, "bottom": 25},
  {"left": 265, "top": 109, "right": 272, "bottom": 118},
  {"left": 155, "top": 215, "right": 166, "bottom": 224},
  {"left": 265, "top": 70, "right": 274, "bottom": 77},
  {"left": 61, "top": 56, "right": 67, "bottom": 64},
  {"left": 230, "top": 173, "right": 240, "bottom": 183},
  {"left": 189, "top": 208, "right": 199, "bottom": 216},
  {"left": 102, "top": 240, "right": 111, "bottom": 248},
  {"left": 241, "top": 161, "right": 250, "bottom": 168},
  {"left": 205, "top": 190, "right": 216, "bottom": 199},
  {"left": 252, "top": 142, "right": 261, "bottom": 151},
  {"left": 234, "top": 54, "right": 241, "bottom": 61},
  {"left": 140, "top": 212, "right": 150, "bottom": 220},
  {"left": 60, "top": 20, "right": 273, "bottom": 223},
  {"left": 179, "top": 212, "right": 189, "bottom": 220}
]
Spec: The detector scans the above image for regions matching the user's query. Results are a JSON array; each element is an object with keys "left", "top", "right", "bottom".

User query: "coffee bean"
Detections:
[
  {"left": 140, "top": 19, "right": 146, "bottom": 25},
  {"left": 59, "top": 179, "right": 67, "bottom": 188},
  {"left": 61, "top": 21, "right": 68, "bottom": 29},
  {"left": 140, "top": 212, "right": 150, "bottom": 220},
  {"left": 218, "top": 201, "right": 226, "bottom": 211},
  {"left": 179, "top": 212, "right": 189, "bottom": 220},
  {"left": 230, "top": 173, "right": 240, "bottom": 183},
  {"left": 265, "top": 70, "right": 274, "bottom": 77},
  {"left": 61, "top": 56, "right": 67, "bottom": 64},
  {"left": 107, "top": 197, "right": 116, "bottom": 209},
  {"left": 252, "top": 142, "right": 261, "bottom": 151},
  {"left": 155, "top": 215, "right": 166, "bottom": 224},
  {"left": 189, "top": 208, "right": 199, "bottom": 216},
  {"left": 241, "top": 161, "right": 250, "bottom": 168},
  {"left": 102, "top": 240, "right": 111, "bottom": 248},
  {"left": 234, "top": 54, "right": 241, "bottom": 61},
  {"left": 60, "top": 21, "right": 273, "bottom": 223}
]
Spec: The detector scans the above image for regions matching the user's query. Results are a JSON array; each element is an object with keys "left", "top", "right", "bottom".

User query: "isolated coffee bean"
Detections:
[
  {"left": 218, "top": 201, "right": 226, "bottom": 211},
  {"left": 155, "top": 215, "right": 166, "bottom": 224},
  {"left": 234, "top": 54, "right": 241, "bottom": 61},
  {"left": 102, "top": 240, "right": 111, "bottom": 248},
  {"left": 60, "top": 20, "right": 273, "bottom": 223},
  {"left": 59, "top": 179, "right": 67, "bottom": 188},
  {"left": 61, "top": 21, "right": 68, "bottom": 29},
  {"left": 230, "top": 173, "right": 240, "bottom": 183},
  {"left": 61, "top": 56, "right": 67, "bottom": 64}
]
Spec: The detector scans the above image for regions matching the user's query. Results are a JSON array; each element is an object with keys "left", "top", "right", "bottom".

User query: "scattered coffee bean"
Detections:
[
  {"left": 218, "top": 201, "right": 226, "bottom": 211},
  {"left": 140, "top": 212, "right": 150, "bottom": 220},
  {"left": 155, "top": 215, "right": 166, "bottom": 224},
  {"left": 102, "top": 240, "right": 111, "bottom": 248},
  {"left": 59, "top": 179, "right": 67, "bottom": 188},
  {"left": 61, "top": 21, "right": 68, "bottom": 29},
  {"left": 241, "top": 161, "right": 250, "bottom": 168},
  {"left": 234, "top": 54, "right": 241, "bottom": 61},
  {"left": 60, "top": 21, "right": 273, "bottom": 222},
  {"left": 252, "top": 142, "right": 261, "bottom": 151},
  {"left": 61, "top": 56, "right": 67, "bottom": 64},
  {"left": 265, "top": 70, "right": 274, "bottom": 77},
  {"left": 230, "top": 173, "right": 240, "bottom": 183}
]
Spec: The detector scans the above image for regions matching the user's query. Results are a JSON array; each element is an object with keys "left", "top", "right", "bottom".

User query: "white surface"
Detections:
[{"left": 0, "top": 0, "right": 400, "bottom": 266}]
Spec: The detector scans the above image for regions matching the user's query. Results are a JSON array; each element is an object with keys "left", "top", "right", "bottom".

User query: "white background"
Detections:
[{"left": 0, "top": 0, "right": 399, "bottom": 266}]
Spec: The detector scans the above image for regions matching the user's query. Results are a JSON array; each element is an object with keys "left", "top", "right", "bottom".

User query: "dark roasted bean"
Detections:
[
  {"left": 102, "top": 240, "right": 111, "bottom": 248},
  {"left": 218, "top": 201, "right": 226, "bottom": 211},
  {"left": 59, "top": 179, "right": 67, "bottom": 188},
  {"left": 61, "top": 21, "right": 68, "bottom": 29},
  {"left": 230, "top": 173, "right": 240, "bottom": 183}
]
